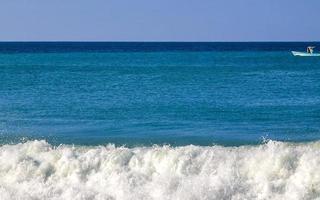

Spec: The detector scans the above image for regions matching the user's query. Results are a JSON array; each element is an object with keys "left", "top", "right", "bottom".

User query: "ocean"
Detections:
[{"left": 0, "top": 42, "right": 320, "bottom": 199}]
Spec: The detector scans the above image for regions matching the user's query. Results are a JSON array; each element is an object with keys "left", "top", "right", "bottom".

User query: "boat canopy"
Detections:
[{"left": 307, "top": 46, "right": 316, "bottom": 54}]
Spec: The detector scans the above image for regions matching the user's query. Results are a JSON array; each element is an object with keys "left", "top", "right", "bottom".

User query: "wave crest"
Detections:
[{"left": 0, "top": 140, "right": 320, "bottom": 200}]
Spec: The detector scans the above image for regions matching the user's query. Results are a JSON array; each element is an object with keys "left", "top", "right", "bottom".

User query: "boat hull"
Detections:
[{"left": 292, "top": 51, "right": 320, "bottom": 57}]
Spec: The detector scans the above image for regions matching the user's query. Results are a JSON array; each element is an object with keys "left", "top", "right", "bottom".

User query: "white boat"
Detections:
[
  {"left": 292, "top": 46, "right": 320, "bottom": 56},
  {"left": 292, "top": 51, "right": 320, "bottom": 57}
]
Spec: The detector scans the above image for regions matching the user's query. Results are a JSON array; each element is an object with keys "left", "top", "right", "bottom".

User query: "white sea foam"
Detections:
[{"left": 0, "top": 140, "right": 320, "bottom": 200}]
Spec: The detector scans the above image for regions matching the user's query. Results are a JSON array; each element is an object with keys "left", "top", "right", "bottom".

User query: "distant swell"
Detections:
[{"left": 0, "top": 140, "right": 320, "bottom": 200}]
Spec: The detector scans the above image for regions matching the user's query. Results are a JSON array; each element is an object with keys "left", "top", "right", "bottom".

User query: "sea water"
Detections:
[{"left": 0, "top": 42, "right": 320, "bottom": 199}]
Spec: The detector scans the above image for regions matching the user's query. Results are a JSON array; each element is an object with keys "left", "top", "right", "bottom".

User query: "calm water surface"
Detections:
[{"left": 0, "top": 42, "right": 319, "bottom": 146}]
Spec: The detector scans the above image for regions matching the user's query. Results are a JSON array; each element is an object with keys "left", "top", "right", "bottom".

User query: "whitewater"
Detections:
[{"left": 0, "top": 140, "right": 319, "bottom": 200}]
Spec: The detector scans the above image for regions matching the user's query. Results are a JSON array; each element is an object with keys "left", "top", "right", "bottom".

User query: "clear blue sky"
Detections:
[{"left": 1, "top": 0, "right": 319, "bottom": 41}]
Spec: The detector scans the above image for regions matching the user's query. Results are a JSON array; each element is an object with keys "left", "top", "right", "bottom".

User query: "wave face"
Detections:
[{"left": 0, "top": 141, "right": 320, "bottom": 200}]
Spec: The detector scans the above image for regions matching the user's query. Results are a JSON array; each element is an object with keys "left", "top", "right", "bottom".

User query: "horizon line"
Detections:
[{"left": 0, "top": 40, "right": 319, "bottom": 43}]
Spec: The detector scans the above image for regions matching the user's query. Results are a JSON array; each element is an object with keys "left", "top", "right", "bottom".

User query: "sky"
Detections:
[{"left": 0, "top": 0, "right": 319, "bottom": 41}]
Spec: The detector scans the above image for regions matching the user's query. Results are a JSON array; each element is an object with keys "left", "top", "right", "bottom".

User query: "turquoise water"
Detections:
[
  {"left": 1, "top": 43, "right": 320, "bottom": 199},
  {"left": 1, "top": 43, "right": 319, "bottom": 146}
]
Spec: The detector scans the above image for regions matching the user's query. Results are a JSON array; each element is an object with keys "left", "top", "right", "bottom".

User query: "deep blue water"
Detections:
[{"left": 0, "top": 42, "right": 319, "bottom": 146}]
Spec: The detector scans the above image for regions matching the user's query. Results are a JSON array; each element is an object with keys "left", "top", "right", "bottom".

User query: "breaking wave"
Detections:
[{"left": 0, "top": 140, "right": 320, "bottom": 200}]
